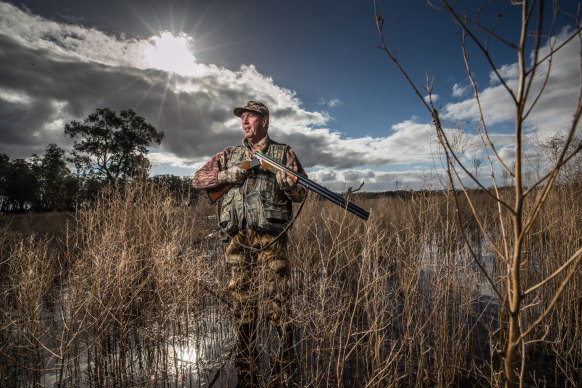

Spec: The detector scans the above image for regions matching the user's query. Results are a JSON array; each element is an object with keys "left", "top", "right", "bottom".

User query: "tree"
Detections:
[
  {"left": 31, "top": 144, "right": 77, "bottom": 211},
  {"left": 0, "top": 154, "right": 9, "bottom": 211},
  {"left": 0, "top": 146, "right": 79, "bottom": 212},
  {"left": 374, "top": 1, "right": 582, "bottom": 386},
  {"left": 149, "top": 174, "right": 200, "bottom": 205},
  {"left": 0, "top": 157, "right": 39, "bottom": 212},
  {"left": 64, "top": 108, "right": 164, "bottom": 184}
]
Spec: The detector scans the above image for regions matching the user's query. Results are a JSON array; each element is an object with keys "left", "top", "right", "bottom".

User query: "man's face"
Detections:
[{"left": 240, "top": 111, "right": 268, "bottom": 143}]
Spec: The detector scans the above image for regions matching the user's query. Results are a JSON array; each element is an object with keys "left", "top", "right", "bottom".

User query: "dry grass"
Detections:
[{"left": 1, "top": 179, "right": 580, "bottom": 386}]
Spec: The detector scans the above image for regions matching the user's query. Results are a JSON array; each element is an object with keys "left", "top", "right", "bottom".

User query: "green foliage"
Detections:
[
  {"left": 0, "top": 108, "right": 205, "bottom": 213},
  {"left": 0, "top": 157, "right": 39, "bottom": 212},
  {"left": 31, "top": 144, "right": 76, "bottom": 210},
  {"left": 0, "top": 145, "right": 76, "bottom": 212},
  {"left": 0, "top": 149, "right": 199, "bottom": 212},
  {"left": 64, "top": 108, "right": 164, "bottom": 183},
  {"left": 149, "top": 174, "right": 200, "bottom": 204},
  {"left": 0, "top": 154, "right": 8, "bottom": 209}
]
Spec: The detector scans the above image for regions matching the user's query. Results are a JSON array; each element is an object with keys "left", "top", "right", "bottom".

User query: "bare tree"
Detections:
[{"left": 374, "top": 1, "right": 582, "bottom": 386}]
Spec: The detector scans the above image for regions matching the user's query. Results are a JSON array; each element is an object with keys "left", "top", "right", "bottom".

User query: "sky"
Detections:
[{"left": 0, "top": 0, "right": 580, "bottom": 192}]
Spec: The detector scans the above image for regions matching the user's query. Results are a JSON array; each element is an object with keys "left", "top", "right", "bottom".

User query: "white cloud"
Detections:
[
  {"left": 443, "top": 27, "right": 581, "bottom": 139},
  {"left": 452, "top": 82, "right": 471, "bottom": 97},
  {"left": 424, "top": 94, "right": 438, "bottom": 104},
  {"left": 0, "top": 87, "right": 32, "bottom": 104},
  {"left": 0, "top": 2, "right": 579, "bottom": 192},
  {"left": 141, "top": 32, "right": 204, "bottom": 77},
  {"left": 443, "top": 83, "right": 515, "bottom": 126},
  {"left": 328, "top": 98, "right": 341, "bottom": 108},
  {"left": 318, "top": 97, "right": 341, "bottom": 108},
  {"left": 149, "top": 151, "right": 202, "bottom": 169},
  {"left": 307, "top": 167, "right": 445, "bottom": 192},
  {"left": 433, "top": 26, "right": 581, "bottom": 190},
  {"left": 491, "top": 63, "right": 519, "bottom": 84},
  {"left": 0, "top": 2, "right": 143, "bottom": 67}
]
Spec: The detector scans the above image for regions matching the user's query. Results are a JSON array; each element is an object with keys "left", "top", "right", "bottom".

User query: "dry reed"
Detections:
[{"left": 0, "top": 176, "right": 580, "bottom": 386}]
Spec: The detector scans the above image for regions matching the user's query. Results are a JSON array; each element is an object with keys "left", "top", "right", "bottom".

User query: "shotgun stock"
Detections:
[{"left": 206, "top": 158, "right": 259, "bottom": 203}]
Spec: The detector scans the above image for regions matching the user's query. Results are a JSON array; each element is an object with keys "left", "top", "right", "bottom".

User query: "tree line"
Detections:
[{"left": 0, "top": 108, "right": 199, "bottom": 213}]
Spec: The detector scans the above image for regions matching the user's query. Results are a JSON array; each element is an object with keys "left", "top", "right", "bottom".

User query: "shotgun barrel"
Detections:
[{"left": 254, "top": 151, "right": 369, "bottom": 221}]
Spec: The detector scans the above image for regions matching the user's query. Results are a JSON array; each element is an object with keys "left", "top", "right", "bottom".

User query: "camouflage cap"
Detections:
[{"left": 233, "top": 100, "right": 269, "bottom": 117}]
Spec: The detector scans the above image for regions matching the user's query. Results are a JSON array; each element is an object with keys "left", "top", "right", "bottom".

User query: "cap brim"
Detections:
[{"left": 233, "top": 107, "right": 265, "bottom": 117}]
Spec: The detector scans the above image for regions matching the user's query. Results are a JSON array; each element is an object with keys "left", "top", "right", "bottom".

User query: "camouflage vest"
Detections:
[{"left": 219, "top": 144, "right": 292, "bottom": 235}]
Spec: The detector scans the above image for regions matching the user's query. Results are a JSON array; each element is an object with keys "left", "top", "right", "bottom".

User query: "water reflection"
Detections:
[{"left": 172, "top": 340, "right": 199, "bottom": 365}]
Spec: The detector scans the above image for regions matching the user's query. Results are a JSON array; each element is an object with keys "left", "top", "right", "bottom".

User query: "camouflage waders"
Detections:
[
  {"left": 226, "top": 228, "right": 296, "bottom": 387},
  {"left": 226, "top": 228, "right": 291, "bottom": 327}
]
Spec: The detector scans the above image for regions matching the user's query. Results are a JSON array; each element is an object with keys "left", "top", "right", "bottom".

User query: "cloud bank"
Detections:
[
  {"left": 443, "top": 27, "right": 581, "bottom": 135},
  {"left": 0, "top": 2, "right": 579, "bottom": 191}
]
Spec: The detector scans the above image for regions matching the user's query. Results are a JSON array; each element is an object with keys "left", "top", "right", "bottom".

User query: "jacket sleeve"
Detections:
[
  {"left": 192, "top": 147, "right": 233, "bottom": 190},
  {"left": 283, "top": 146, "right": 308, "bottom": 202}
]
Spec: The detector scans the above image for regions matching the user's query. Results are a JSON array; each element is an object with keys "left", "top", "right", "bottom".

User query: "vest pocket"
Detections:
[
  {"left": 263, "top": 200, "right": 289, "bottom": 223},
  {"left": 219, "top": 194, "right": 239, "bottom": 235},
  {"left": 255, "top": 193, "right": 290, "bottom": 232}
]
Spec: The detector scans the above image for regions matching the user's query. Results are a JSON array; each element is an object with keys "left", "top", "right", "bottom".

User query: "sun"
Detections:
[{"left": 142, "top": 31, "right": 203, "bottom": 77}]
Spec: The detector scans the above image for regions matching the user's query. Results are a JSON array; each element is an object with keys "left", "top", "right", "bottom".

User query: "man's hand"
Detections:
[
  {"left": 277, "top": 171, "right": 304, "bottom": 201},
  {"left": 276, "top": 170, "right": 296, "bottom": 191},
  {"left": 219, "top": 166, "right": 250, "bottom": 184}
]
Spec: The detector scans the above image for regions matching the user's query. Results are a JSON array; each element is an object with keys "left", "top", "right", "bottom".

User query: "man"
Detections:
[{"left": 192, "top": 101, "right": 306, "bottom": 387}]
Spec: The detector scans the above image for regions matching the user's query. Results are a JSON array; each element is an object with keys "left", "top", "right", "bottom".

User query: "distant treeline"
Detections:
[
  {"left": 0, "top": 144, "right": 199, "bottom": 213},
  {"left": 0, "top": 107, "right": 201, "bottom": 213}
]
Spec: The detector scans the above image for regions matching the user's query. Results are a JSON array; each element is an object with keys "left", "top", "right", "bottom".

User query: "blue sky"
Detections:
[{"left": 0, "top": 0, "right": 580, "bottom": 191}]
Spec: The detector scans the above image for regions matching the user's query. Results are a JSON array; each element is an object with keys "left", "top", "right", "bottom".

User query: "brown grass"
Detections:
[{"left": 1, "top": 179, "right": 580, "bottom": 386}]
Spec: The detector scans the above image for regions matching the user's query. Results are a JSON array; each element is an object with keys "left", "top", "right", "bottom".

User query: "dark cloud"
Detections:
[
  {"left": 0, "top": 99, "right": 58, "bottom": 156},
  {"left": 0, "top": 1, "right": 449, "bottom": 189},
  {"left": 0, "top": 24, "right": 432, "bottom": 179},
  {"left": 344, "top": 170, "right": 375, "bottom": 182},
  {"left": 275, "top": 131, "right": 370, "bottom": 169},
  {"left": 317, "top": 170, "right": 336, "bottom": 181},
  {"left": 0, "top": 26, "right": 377, "bottom": 168},
  {"left": 0, "top": 32, "right": 249, "bottom": 161}
]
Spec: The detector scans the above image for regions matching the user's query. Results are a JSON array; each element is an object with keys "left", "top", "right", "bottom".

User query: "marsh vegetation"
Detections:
[{"left": 1, "top": 170, "right": 580, "bottom": 386}]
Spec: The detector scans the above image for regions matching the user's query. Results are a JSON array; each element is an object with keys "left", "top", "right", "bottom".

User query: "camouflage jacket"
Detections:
[{"left": 192, "top": 135, "right": 308, "bottom": 232}]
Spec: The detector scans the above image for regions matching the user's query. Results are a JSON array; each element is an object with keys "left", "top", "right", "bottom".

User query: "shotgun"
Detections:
[{"left": 207, "top": 151, "right": 370, "bottom": 221}]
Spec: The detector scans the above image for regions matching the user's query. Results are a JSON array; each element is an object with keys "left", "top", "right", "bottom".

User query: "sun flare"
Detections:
[{"left": 142, "top": 31, "right": 203, "bottom": 77}]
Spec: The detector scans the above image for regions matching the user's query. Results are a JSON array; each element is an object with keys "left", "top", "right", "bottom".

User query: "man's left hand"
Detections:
[
  {"left": 276, "top": 170, "right": 305, "bottom": 202},
  {"left": 276, "top": 171, "right": 296, "bottom": 191}
]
